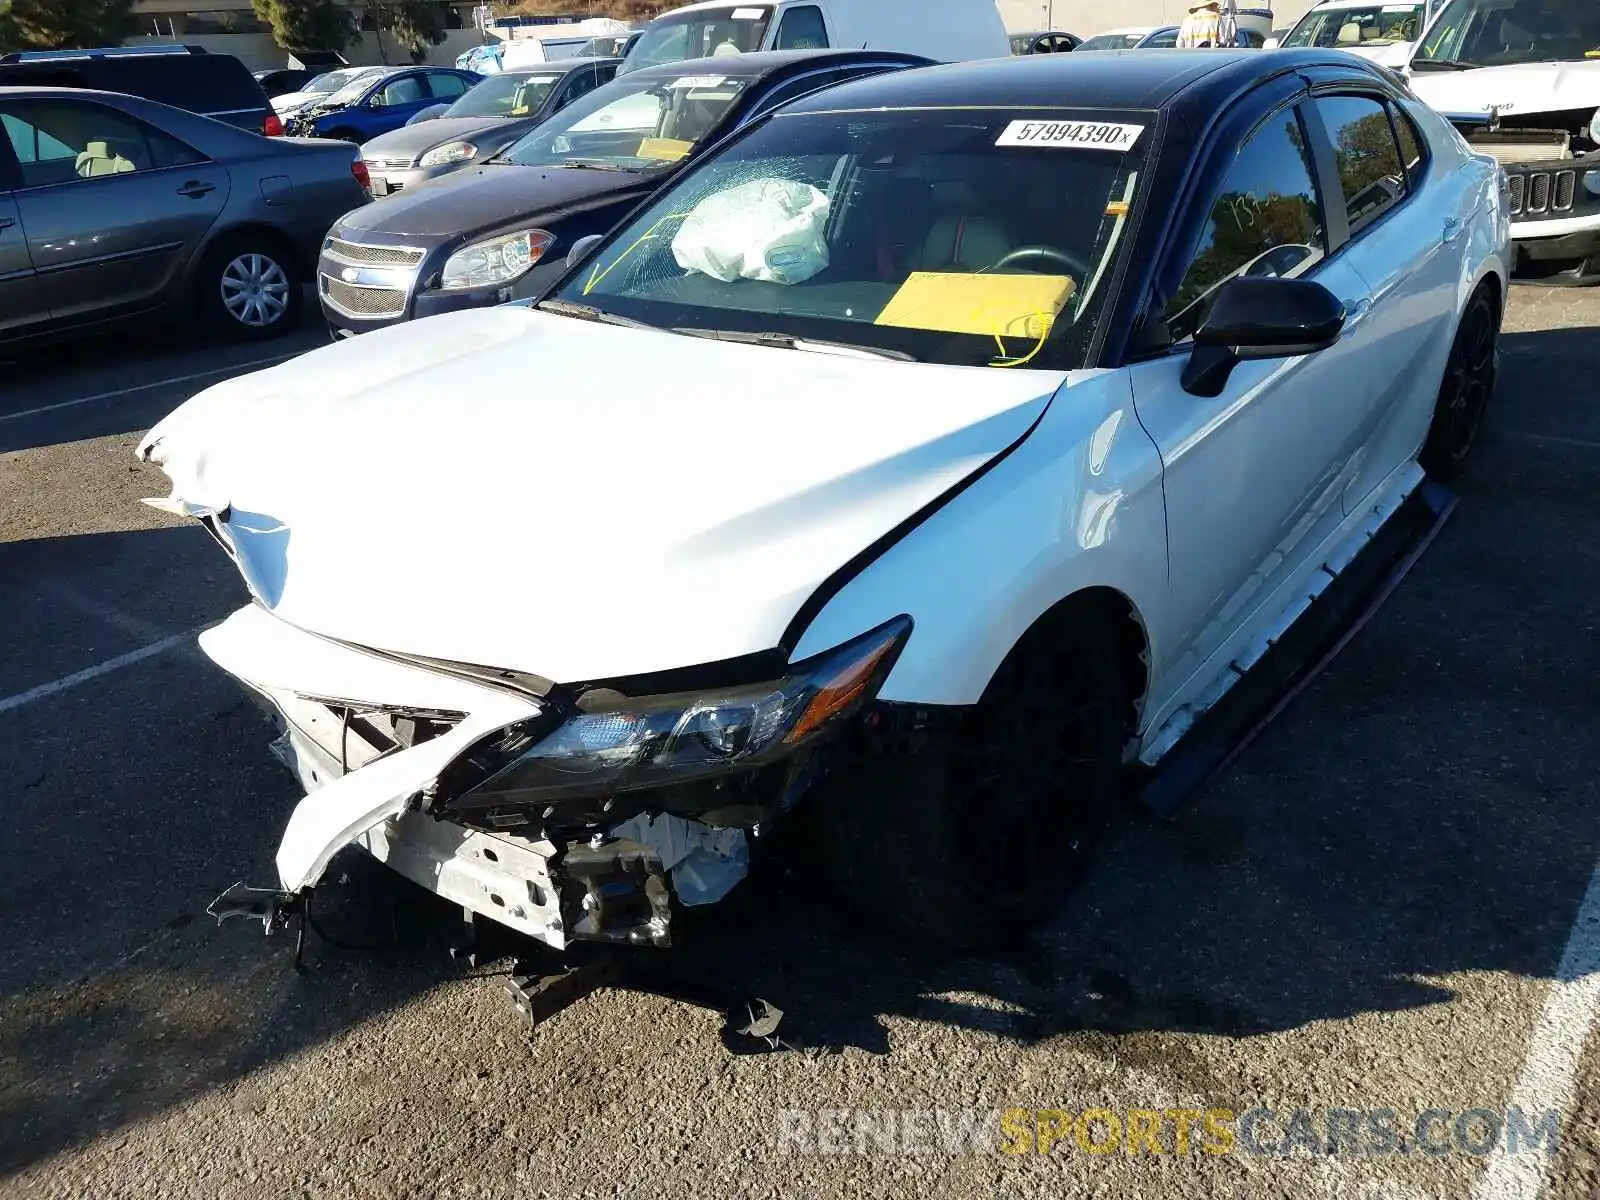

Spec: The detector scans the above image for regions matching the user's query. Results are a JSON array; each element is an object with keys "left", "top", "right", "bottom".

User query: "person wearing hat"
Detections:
[{"left": 1177, "top": 0, "right": 1224, "bottom": 47}]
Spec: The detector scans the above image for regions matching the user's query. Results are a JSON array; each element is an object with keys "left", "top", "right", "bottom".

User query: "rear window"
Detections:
[
  {"left": 0, "top": 54, "right": 266, "bottom": 115},
  {"left": 103, "top": 55, "right": 266, "bottom": 112}
]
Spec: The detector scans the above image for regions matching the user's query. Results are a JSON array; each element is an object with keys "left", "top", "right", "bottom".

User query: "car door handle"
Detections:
[
  {"left": 1342, "top": 297, "right": 1373, "bottom": 332},
  {"left": 0, "top": 217, "right": 12, "bottom": 230},
  {"left": 177, "top": 181, "right": 215, "bottom": 198},
  {"left": 1442, "top": 216, "right": 1463, "bottom": 243}
]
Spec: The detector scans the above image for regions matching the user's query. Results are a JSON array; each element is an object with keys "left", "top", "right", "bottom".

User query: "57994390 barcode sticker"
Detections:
[{"left": 995, "top": 120, "right": 1146, "bottom": 151}]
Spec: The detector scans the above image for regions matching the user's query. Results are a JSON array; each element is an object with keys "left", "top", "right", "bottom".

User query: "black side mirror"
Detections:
[
  {"left": 1181, "top": 275, "right": 1346, "bottom": 397},
  {"left": 566, "top": 233, "right": 604, "bottom": 269}
]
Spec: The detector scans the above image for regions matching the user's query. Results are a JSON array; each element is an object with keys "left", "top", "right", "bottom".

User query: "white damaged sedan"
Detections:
[{"left": 143, "top": 51, "right": 1509, "bottom": 953}]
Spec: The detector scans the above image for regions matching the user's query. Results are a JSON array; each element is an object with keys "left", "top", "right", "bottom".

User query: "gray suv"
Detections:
[{"left": 0, "top": 86, "right": 368, "bottom": 345}]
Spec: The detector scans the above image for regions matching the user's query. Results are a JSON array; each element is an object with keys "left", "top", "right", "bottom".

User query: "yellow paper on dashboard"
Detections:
[
  {"left": 874, "top": 272, "right": 1077, "bottom": 339},
  {"left": 636, "top": 137, "right": 694, "bottom": 162}
]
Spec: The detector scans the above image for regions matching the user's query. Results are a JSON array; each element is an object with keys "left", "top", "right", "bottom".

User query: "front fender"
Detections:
[{"left": 789, "top": 369, "right": 1169, "bottom": 708}]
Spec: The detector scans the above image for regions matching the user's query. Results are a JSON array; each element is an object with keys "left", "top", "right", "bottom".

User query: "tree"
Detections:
[
  {"left": 365, "top": 0, "right": 443, "bottom": 62},
  {"left": 0, "top": 2, "right": 20, "bottom": 52},
  {"left": 251, "top": 0, "right": 356, "bottom": 55},
  {"left": 2, "top": 0, "right": 136, "bottom": 49}
]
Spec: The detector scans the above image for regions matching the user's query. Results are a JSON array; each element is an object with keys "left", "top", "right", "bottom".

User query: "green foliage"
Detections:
[
  {"left": 0, "top": 1, "right": 20, "bottom": 52},
  {"left": 251, "top": 0, "right": 355, "bottom": 54},
  {"left": 367, "top": 0, "right": 443, "bottom": 62},
  {"left": 1, "top": 0, "right": 137, "bottom": 50}
]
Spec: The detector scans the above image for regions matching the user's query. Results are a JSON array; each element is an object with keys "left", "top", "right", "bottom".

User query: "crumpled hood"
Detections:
[
  {"left": 140, "top": 307, "right": 1065, "bottom": 683},
  {"left": 271, "top": 90, "right": 319, "bottom": 115},
  {"left": 1409, "top": 60, "right": 1600, "bottom": 118}
]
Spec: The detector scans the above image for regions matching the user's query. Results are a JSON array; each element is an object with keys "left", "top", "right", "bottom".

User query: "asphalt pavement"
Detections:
[{"left": 0, "top": 292, "right": 1597, "bottom": 1200}]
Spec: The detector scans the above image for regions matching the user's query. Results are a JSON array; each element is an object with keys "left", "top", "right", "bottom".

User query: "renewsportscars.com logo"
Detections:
[{"left": 775, "top": 1106, "right": 1561, "bottom": 1159}]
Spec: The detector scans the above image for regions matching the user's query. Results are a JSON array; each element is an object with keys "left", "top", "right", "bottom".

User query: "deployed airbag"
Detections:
[{"left": 673, "top": 177, "right": 830, "bottom": 285}]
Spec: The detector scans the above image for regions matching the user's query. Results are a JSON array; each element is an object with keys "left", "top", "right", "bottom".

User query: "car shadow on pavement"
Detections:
[
  {"left": 2, "top": 327, "right": 1597, "bottom": 1173},
  {"left": 0, "top": 296, "right": 325, "bottom": 457},
  {"left": 594, "top": 325, "right": 1600, "bottom": 1066}
]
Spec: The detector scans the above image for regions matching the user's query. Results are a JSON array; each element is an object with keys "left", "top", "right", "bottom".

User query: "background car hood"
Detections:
[
  {"left": 272, "top": 90, "right": 319, "bottom": 114},
  {"left": 1342, "top": 42, "right": 1412, "bottom": 68},
  {"left": 1409, "top": 60, "right": 1600, "bottom": 117},
  {"left": 361, "top": 116, "right": 526, "bottom": 161},
  {"left": 140, "top": 307, "right": 1065, "bottom": 683},
  {"left": 334, "top": 162, "right": 661, "bottom": 238}
]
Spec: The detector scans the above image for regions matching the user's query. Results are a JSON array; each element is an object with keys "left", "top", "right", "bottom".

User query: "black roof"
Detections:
[
  {"left": 782, "top": 48, "right": 1388, "bottom": 117},
  {"left": 623, "top": 48, "right": 931, "bottom": 84}
]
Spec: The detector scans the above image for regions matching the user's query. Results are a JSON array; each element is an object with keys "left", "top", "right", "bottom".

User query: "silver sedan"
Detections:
[{"left": 0, "top": 84, "right": 369, "bottom": 345}]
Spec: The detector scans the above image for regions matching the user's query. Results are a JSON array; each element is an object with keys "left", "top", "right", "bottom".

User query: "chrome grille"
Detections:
[
  {"left": 320, "top": 276, "right": 406, "bottom": 319},
  {"left": 1528, "top": 172, "right": 1551, "bottom": 213},
  {"left": 1555, "top": 170, "right": 1577, "bottom": 212},
  {"left": 1509, "top": 169, "right": 1579, "bottom": 218},
  {"left": 323, "top": 237, "right": 425, "bottom": 268},
  {"left": 366, "top": 156, "right": 413, "bottom": 170}
]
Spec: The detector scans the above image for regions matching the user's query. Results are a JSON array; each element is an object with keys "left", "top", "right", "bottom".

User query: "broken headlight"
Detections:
[{"left": 441, "top": 615, "right": 911, "bottom": 811}]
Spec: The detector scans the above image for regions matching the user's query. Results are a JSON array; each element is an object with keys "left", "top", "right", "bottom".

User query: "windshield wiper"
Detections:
[
  {"left": 556, "top": 159, "right": 630, "bottom": 172},
  {"left": 538, "top": 299, "right": 659, "bottom": 330},
  {"left": 1411, "top": 57, "right": 1475, "bottom": 71},
  {"left": 670, "top": 327, "right": 916, "bottom": 362}
]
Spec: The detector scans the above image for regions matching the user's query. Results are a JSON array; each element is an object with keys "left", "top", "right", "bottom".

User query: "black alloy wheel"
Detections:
[
  {"left": 1421, "top": 288, "right": 1498, "bottom": 478},
  {"left": 815, "top": 600, "right": 1133, "bottom": 950}
]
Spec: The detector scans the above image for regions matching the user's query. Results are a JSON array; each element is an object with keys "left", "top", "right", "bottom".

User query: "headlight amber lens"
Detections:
[
  {"left": 439, "top": 228, "right": 553, "bottom": 291},
  {"left": 444, "top": 615, "right": 913, "bottom": 811}
]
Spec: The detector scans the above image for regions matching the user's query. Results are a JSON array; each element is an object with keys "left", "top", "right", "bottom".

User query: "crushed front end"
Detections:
[
  {"left": 1458, "top": 109, "right": 1600, "bottom": 281},
  {"left": 201, "top": 602, "right": 909, "bottom": 952}
]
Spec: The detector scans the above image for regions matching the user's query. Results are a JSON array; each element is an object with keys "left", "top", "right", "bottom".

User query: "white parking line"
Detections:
[
  {"left": 0, "top": 627, "right": 203, "bottom": 715},
  {"left": 0, "top": 351, "right": 301, "bottom": 425},
  {"left": 1497, "top": 430, "right": 1600, "bottom": 453},
  {"left": 1473, "top": 863, "right": 1600, "bottom": 1200}
]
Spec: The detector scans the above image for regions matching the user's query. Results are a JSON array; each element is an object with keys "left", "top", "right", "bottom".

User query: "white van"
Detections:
[
  {"left": 498, "top": 17, "right": 633, "bottom": 70},
  {"left": 617, "top": 0, "right": 1009, "bottom": 74}
]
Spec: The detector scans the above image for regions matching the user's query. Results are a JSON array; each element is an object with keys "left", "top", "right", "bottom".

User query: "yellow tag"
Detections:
[
  {"left": 874, "top": 272, "right": 1077, "bottom": 338},
  {"left": 636, "top": 137, "right": 693, "bottom": 162}
]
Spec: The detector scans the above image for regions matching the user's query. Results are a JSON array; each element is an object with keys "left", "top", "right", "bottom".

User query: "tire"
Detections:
[
  {"left": 1420, "top": 286, "right": 1498, "bottom": 479},
  {"left": 197, "top": 233, "right": 301, "bottom": 342},
  {"left": 817, "top": 600, "right": 1134, "bottom": 950},
  {"left": 326, "top": 129, "right": 361, "bottom": 143}
]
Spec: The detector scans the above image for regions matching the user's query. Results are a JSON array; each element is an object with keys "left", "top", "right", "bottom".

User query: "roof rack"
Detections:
[{"left": 0, "top": 44, "right": 209, "bottom": 63}]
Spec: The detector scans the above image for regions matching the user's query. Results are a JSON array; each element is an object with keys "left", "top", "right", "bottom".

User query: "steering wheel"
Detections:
[{"left": 987, "top": 244, "right": 1092, "bottom": 279}]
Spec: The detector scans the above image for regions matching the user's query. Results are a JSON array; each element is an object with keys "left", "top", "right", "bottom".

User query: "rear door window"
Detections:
[
  {"left": 1312, "top": 95, "right": 1409, "bottom": 234},
  {"left": 1390, "top": 102, "right": 1427, "bottom": 187},
  {"left": 376, "top": 74, "right": 426, "bottom": 106},
  {"left": 426, "top": 72, "right": 471, "bottom": 100},
  {"left": 773, "top": 5, "right": 829, "bottom": 49}
]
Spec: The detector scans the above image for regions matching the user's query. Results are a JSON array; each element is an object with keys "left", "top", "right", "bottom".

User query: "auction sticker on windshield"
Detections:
[{"left": 996, "top": 120, "right": 1145, "bottom": 151}]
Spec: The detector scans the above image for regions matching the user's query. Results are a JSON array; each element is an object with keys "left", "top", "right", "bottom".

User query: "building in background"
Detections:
[
  {"left": 996, "top": 0, "right": 1317, "bottom": 36},
  {"left": 125, "top": 1, "right": 604, "bottom": 69}
]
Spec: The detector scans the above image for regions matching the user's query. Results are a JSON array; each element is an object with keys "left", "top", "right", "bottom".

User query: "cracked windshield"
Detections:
[{"left": 553, "top": 108, "right": 1148, "bottom": 369}]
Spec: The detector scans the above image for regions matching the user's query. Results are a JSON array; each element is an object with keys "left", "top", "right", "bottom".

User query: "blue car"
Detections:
[{"left": 284, "top": 66, "right": 481, "bottom": 141}]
